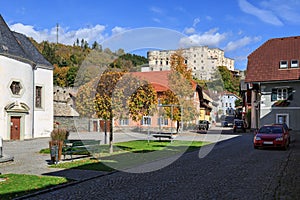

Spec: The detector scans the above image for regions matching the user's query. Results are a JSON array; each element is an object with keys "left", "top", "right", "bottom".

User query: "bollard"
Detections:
[{"left": 50, "top": 145, "right": 58, "bottom": 164}]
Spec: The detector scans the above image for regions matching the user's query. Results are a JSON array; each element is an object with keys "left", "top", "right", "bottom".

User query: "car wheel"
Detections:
[{"left": 254, "top": 146, "right": 258, "bottom": 149}]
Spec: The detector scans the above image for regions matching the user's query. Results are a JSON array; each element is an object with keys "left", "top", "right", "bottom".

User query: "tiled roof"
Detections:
[
  {"left": 245, "top": 36, "right": 300, "bottom": 83},
  {"left": 0, "top": 15, "right": 52, "bottom": 69},
  {"left": 131, "top": 70, "right": 197, "bottom": 91},
  {"left": 131, "top": 71, "right": 171, "bottom": 92}
]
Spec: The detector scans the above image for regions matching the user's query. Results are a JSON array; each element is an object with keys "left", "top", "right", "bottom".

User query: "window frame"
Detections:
[
  {"left": 119, "top": 118, "right": 129, "bottom": 126},
  {"left": 291, "top": 60, "right": 299, "bottom": 68},
  {"left": 158, "top": 117, "right": 168, "bottom": 126},
  {"left": 279, "top": 60, "right": 288, "bottom": 69},
  {"left": 142, "top": 116, "right": 152, "bottom": 126},
  {"left": 35, "top": 85, "right": 44, "bottom": 109},
  {"left": 277, "top": 88, "right": 288, "bottom": 100}
]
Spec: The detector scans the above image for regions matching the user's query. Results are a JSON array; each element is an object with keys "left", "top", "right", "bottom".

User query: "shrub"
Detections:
[{"left": 51, "top": 128, "right": 69, "bottom": 141}]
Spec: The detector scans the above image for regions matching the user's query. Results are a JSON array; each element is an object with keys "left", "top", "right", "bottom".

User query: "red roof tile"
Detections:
[
  {"left": 130, "top": 71, "right": 171, "bottom": 92},
  {"left": 245, "top": 36, "right": 300, "bottom": 83},
  {"left": 130, "top": 71, "right": 197, "bottom": 92}
]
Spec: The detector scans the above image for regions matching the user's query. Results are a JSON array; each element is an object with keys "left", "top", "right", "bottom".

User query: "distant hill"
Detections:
[{"left": 30, "top": 38, "right": 148, "bottom": 87}]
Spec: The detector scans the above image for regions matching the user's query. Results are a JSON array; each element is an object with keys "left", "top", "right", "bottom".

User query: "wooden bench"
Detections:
[
  {"left": 62, "top": 139, "right": 101, "bottom": 161},
  {"left": 152, "top": 133, "right": 175, "bottom": 141}
]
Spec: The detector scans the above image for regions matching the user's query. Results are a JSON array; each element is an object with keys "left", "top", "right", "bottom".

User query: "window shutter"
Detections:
[
  {"left": 271, "top": 89, "right": 277, "bottom": 101},
  {"left": 288, "top": 88, "right": 293, "bottom": 100}
]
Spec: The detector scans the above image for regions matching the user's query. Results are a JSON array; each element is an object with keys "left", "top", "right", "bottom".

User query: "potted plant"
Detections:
[{"left": 49, "top": 128, "right": 69, "bottom": 163}]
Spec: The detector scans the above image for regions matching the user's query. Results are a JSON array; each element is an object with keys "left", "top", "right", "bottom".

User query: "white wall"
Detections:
[
  {"left": 0, "top": 56, "right": 33, "bottom": 140},
  {"left": 34, "top": 67, "right": 53, "bottom": 138}
]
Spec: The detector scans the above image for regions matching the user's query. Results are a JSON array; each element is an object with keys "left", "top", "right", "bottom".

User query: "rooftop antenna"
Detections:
[{"left": 56, "top": 23, "right": 59, "bottom": 44}]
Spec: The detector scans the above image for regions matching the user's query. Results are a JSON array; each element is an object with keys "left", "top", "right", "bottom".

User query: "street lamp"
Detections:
[{"left": 0, "top": 137, "right": 3, "bottom": 158}]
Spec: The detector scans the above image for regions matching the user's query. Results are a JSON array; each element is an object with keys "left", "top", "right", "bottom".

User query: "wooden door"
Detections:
[
  {"left": 93, "top": 121, "right": 98, "bottom": 132},
  {"left": 11, "top": 116, "right": 21, "bottom": 140}
]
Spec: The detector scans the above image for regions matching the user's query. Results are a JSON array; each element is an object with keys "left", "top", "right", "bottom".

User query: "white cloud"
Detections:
[
  {"left": 150, "top": 6, "right": 164, "bottom": 14},
  {"left": 112, "top": 26, "right": 128, "bottom": 35},
  {"left": 193, "top": 18, "right": 200, "bottom": 27},
  {"left": 206, "top": 16, "right": 212, "bottom": 21},
  {"left": 179, "top": 28, "right": 227, "bottom": 48},
  {"left": 225, "top": 36, "right": 261, "bottom": 52},
  {"left": 9, "top": 23, "right": 106, "bottom": 45},
  {"left": 238, "top": 0, "right": 283, "bottom": 26},
  {"left": 152, "top": 18, "right": 161, "bottom": 23},
  {"left": 184, "top": 27, "right": 196, "bottom": 34},
  {"left": 224, "top": 36, "right": 251, "bottom": 52},
  {"left": 260, "top": 0, "right": 300, "bottom": 24}
]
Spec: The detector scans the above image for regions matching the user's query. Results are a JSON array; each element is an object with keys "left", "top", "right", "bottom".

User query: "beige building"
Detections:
[{"left": 144, "top": 46, "right": 234, "bottom": 81}]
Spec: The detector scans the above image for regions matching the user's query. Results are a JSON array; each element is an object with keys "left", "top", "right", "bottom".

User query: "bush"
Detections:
[{"left": 51, "top": 128, "right": 69, "bottom": 141}]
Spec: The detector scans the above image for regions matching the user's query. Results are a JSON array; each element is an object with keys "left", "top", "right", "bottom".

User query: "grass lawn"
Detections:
[
  {"left": 0, "top": 174, "right": 69, "bottom": 199},
  {"left": 50, "top": 140, "right": 209, "bottom": 172}
]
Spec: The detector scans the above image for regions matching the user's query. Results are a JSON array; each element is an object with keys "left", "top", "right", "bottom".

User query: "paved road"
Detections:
[{"left": 21, "top": 132, "right": 300, "bottom": 200}]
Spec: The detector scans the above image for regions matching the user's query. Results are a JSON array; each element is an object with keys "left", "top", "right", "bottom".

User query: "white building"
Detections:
[
  {"left": 0, "top": 15, "right": 53, "bottom": 140},
  {"left": 144, "top": 46, "right": 234, "bottom": 81},
  {"left": 218, "top": 92, "right": 240, "bottom": 116}
]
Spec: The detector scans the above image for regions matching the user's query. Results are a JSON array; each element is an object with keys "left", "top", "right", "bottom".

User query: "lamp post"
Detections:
[
  {"left": 0, "top": 137, "right": 3, "bottom": 158},
  {"left": 157, "top": 102, "right": 183, "bottom": 134}
]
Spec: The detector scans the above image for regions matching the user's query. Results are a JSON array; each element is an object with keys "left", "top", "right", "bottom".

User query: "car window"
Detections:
[{"left": 259, "top": 126, "right": 283, "bottom": 134}]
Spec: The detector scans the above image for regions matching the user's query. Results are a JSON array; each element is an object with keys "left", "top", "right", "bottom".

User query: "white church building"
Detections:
[{"left": 0, "top": 15, "right": 53, "bottom": 140}]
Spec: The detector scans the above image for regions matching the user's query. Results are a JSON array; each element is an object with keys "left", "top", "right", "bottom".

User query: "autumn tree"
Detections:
[
  {"left": 75, "top": 77, "right": 98, "bottom": 118},
  {"left": 162, "top": 50, "right": 198, "bottom": 132},
  {"left": 93, "top": 71, "right": 157, "bottom": 153}
]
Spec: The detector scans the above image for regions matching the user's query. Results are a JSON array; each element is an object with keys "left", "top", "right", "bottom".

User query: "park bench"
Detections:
[
  {"left": 62, "top": 139, "right": 101, "bottom": 161},
  {"left": 152, "top": 132, "right": 175, "bottom": 141}
]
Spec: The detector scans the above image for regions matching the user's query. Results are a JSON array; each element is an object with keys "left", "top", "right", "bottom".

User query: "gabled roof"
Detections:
[
  {"left": 131, "top": 70, "right": 198, "bottom": 92},
  {"left": 130, "top": 71, "right": 172, "bottom": 92},
  {"left": 245, "top": 36, "right": 300, "bottom": 83},
  {"left": 13, "top": 32, "right": 52, "bottom": 69},
  {"left": 0, "top": 15, "right": 52, "bottom": 69}
]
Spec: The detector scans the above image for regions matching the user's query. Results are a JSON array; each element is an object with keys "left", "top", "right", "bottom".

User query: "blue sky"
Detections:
[{"left": 1, "top": 0, "right": 300, "bottom": 70}]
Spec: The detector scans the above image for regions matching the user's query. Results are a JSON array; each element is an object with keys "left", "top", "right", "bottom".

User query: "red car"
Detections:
[{"left": 253, "top": 124, "right": 291, "bottom": 150}]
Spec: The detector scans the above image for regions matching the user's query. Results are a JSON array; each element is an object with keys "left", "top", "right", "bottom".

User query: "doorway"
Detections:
[
  {"left": 11, "top": 116, "right": 21, "bottom": 140},
  {"left": 276, "top": 114, "right": 289, "bottom": 127}
]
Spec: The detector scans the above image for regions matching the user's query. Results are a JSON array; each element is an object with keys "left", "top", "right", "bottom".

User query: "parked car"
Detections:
[
  {"left": 253, "top": 124, "right": 291, "bottom": 150},
  {"left": 233, "top": 119, "right": 246, "bottom": 133},
  {"left": 198, "top": 120, "right": 210, "bottom": 130},
  {"left": 221, "top": 121, "right": 228, "bottom": 127}
]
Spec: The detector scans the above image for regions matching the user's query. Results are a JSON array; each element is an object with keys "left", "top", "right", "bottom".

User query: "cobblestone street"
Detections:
[{"left": 19, "top": 131, "right": 300, "bottom": 200}]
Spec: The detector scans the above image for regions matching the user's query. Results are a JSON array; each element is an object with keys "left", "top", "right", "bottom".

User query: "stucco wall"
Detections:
[
  {"left": 260, "top": 82, "right": 300, "bottom": 130},
  {"left": 34, "top": 66, "right": 53, "bottom": 138},
  {"left": 0, "top": 56, "right": 33, "bottom": 140}
]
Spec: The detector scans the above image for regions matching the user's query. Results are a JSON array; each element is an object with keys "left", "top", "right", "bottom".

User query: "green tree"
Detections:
[
  {"left": 209, "top": 66, "right": 240, "bottom": 95},
  {"left": 41, "top": 41, "right": 57, "bottom": 64}
]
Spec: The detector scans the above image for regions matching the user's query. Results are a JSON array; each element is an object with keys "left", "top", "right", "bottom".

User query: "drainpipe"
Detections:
[{"left": 32, "top": 64, "right": 37, "bottom": 139}]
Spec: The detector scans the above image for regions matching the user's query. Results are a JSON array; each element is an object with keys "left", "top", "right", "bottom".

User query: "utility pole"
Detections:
[{"left": 56, "top": 23, "right": 59, "bottom": 44}]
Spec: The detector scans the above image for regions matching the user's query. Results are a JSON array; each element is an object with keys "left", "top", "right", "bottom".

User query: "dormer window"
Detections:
[
  {"left": 291, "top": 60, "right": 299, "bottom": 68},
  {"left": 279, "top": 60, "right": 288, "bottom": 69}
]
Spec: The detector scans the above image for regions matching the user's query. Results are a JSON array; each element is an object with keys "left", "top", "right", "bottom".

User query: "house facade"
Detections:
[
  {"left": 245, "top": 36, "right": 300, "bottom": 130},
  {"left": 112, "top": 71, "right": 212, "bottom": 132},
  {"left": 0, "top": 15, "right": 53, "bottom": 140},
  {"left": 218, "top": 92, "right": 240, "bottom": 116}
]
